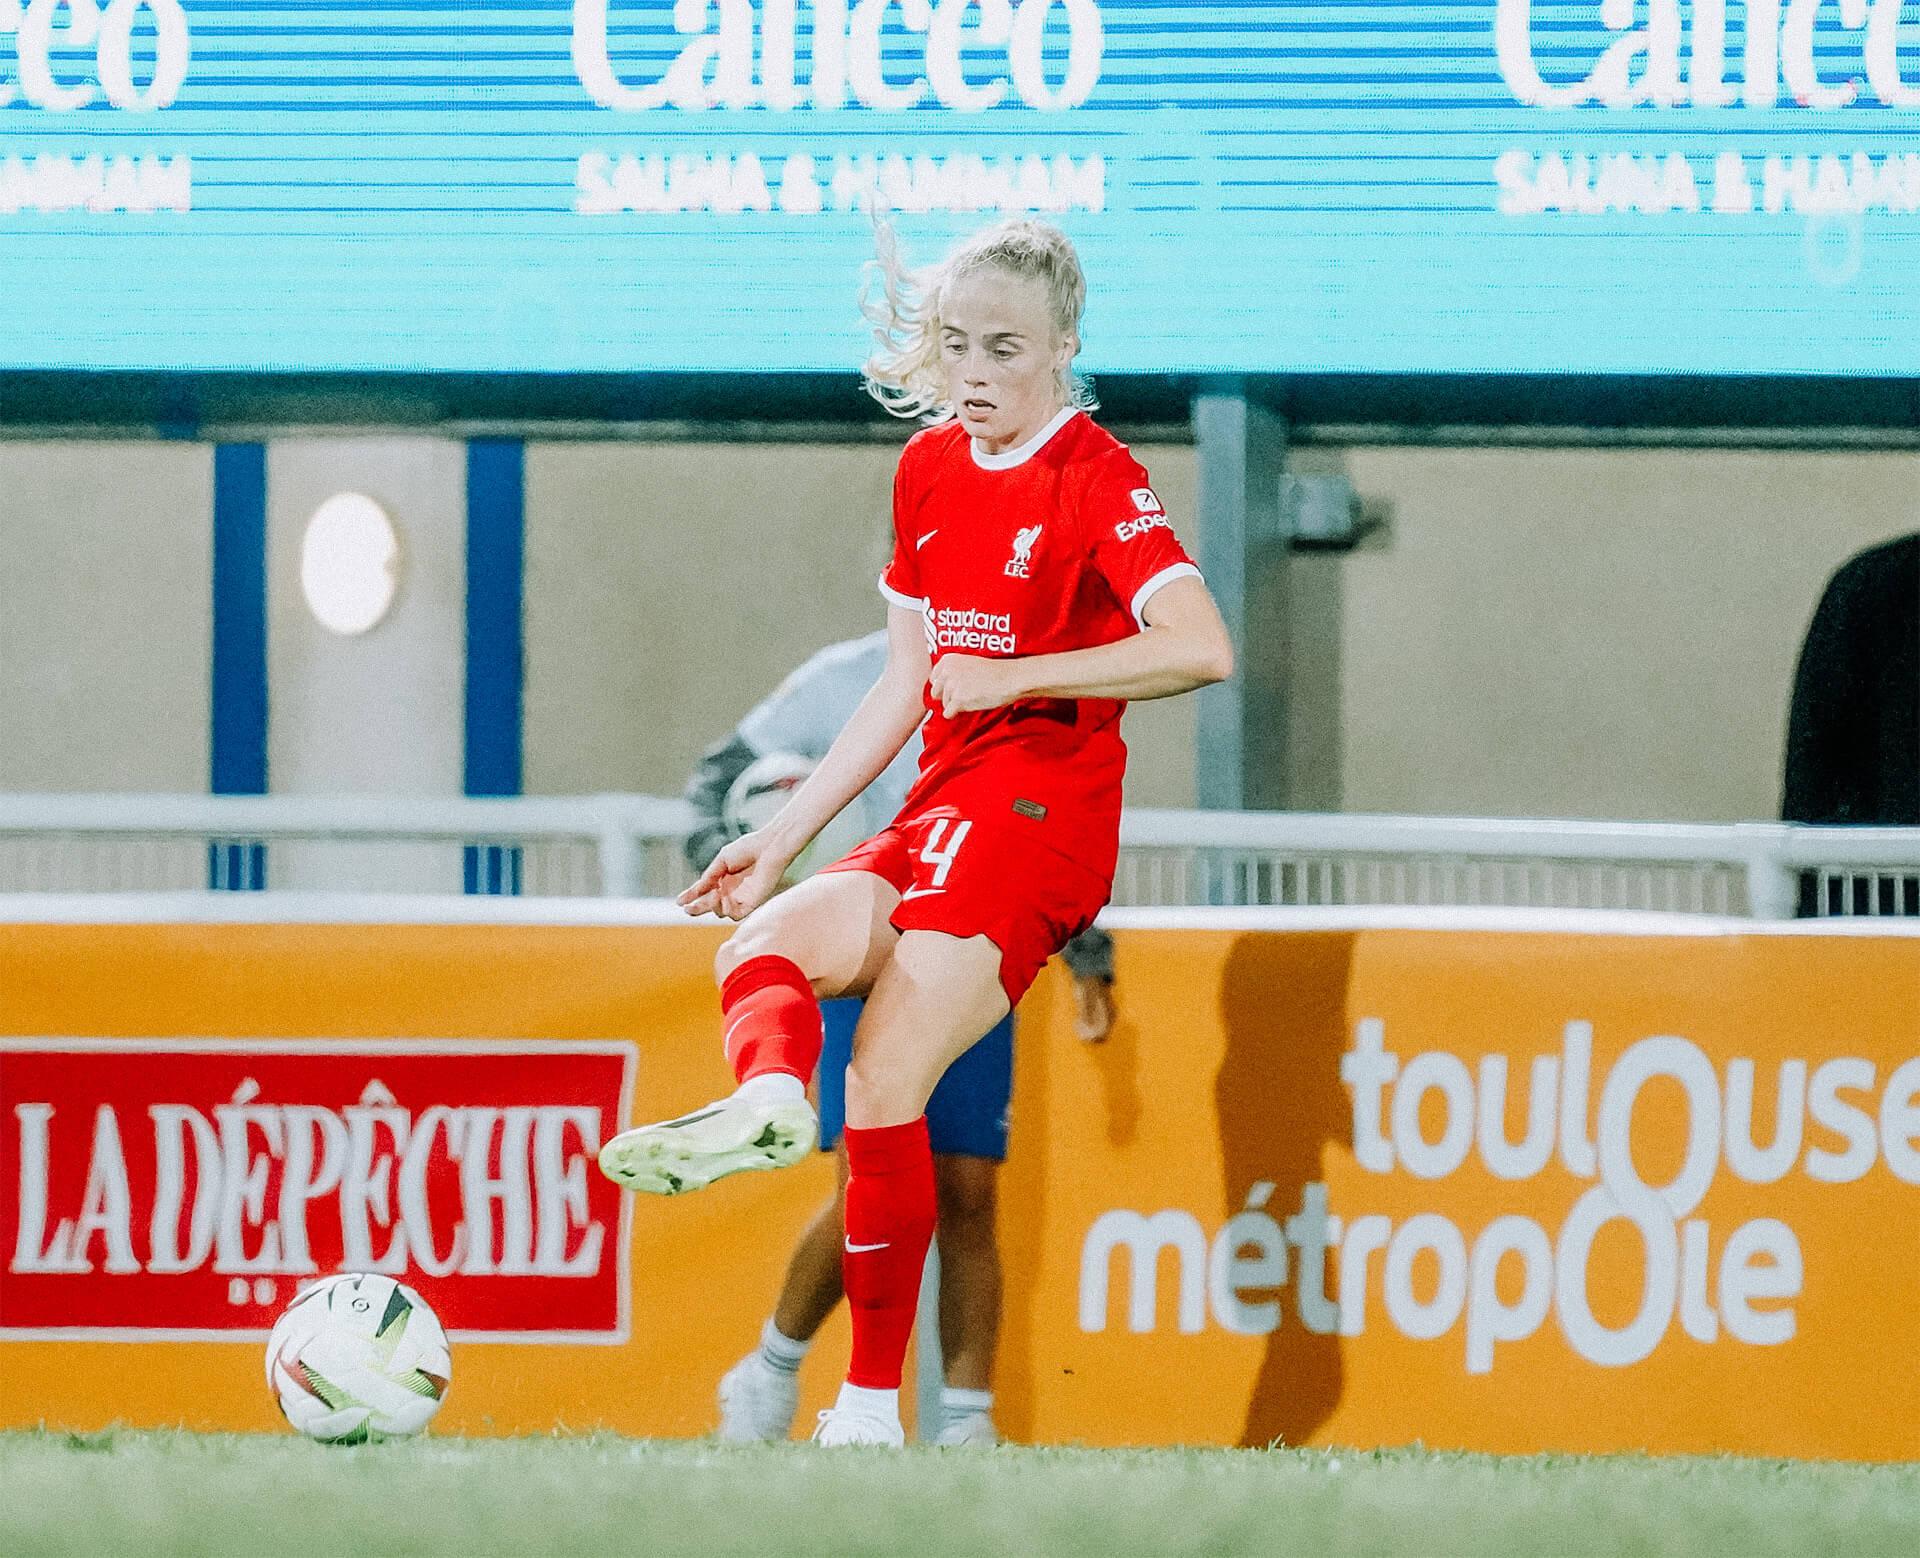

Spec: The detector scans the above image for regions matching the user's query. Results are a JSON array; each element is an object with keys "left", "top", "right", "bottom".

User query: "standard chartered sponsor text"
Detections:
[
  {"left": 10, "top": 1079, "right": 606, "bottom": 1280},
  {"left": 931, "top": 606, "right": 1017, "bottom": 654},
  {"left": 1080, "top": 1022, "right": 1920, "bottom": 1374}
]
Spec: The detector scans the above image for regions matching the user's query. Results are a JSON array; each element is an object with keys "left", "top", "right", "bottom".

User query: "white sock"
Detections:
[
  {"left": 734, "top": 1072, "right": 806, "bottom": 1107},
  {"left": 834, "top": 1381, "right": 900, "bottom": 1422},
  {"left": 758, "top": 1318, "right": 810, "bottom": 1376},
  {"left": 941, "top": 1386, "right": 994, "bottom": 1421}
]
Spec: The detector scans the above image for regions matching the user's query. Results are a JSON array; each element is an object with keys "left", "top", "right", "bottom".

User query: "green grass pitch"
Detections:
[{"left": 3, "top": 1431, "right": 1917, "bottom": 1557}]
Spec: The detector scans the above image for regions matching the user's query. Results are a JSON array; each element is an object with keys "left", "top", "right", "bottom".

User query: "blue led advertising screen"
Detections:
[{"left": 0, "top": 2, "right": 1914, "bottom": 375}]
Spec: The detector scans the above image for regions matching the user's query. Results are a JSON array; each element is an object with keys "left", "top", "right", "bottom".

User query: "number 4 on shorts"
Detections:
[{"left": 920, "top": 819, "right": 972, "bottom": 886}]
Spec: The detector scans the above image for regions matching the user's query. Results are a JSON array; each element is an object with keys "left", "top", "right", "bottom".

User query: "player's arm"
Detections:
[
  {"left": 680, "top": 649, "right": 835, "bottom": 872},
  {"left": 679, "top": 606, "right": 928, "bottom": 919},
  {"left": 930, "top": 575, "right": 1233, "bottom": 715},
  {"left": 757, "top": 608, "right": 928, "bottom": 863}
]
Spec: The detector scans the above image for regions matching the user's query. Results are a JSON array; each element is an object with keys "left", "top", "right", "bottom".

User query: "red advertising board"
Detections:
[{"left": 1, "top": 1040, "right": 634, "bottom": 1343}]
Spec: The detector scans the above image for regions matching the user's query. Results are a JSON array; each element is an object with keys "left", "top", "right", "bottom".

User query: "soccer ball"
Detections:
[
  {"left": 265, "top": 1273, "right": 451, "bottom": 1443},
  {"left": 723, "top": 751, "right": 865, "bottom": 878},
  {"left": 725, "top": 749, "right": 814, "bottom": 835}
]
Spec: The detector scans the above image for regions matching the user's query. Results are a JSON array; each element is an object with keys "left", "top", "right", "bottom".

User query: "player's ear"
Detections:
[{"left": 1054, "top": 331, "right": 1079, "bottom": 378}]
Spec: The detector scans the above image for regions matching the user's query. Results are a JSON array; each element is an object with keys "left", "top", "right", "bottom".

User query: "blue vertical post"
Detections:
[
  {"left": 464, "top": 438, "right": 526, "bottom": 895},
  {"left": 209, "top": 443, "right": 268, "bottom": 890}
]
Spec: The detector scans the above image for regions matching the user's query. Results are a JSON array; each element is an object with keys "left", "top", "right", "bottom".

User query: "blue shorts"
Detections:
[{"left": 816, "top": 998, "right": 1013, "bottom": 1162}]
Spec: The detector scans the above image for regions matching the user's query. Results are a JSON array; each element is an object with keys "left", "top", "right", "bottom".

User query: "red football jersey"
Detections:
[{"left": 878, "top": 407, "right": 1202, "bottom": 880}]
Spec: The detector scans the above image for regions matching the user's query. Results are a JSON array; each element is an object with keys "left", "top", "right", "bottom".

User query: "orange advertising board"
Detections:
[{"left": 1, "top": 907, "right": 1916, "bottom": 1461}]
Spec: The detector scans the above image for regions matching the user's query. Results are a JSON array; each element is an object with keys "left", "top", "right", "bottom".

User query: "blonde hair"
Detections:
[{"left": 860, "top": 217, "right": 1096, "bottom": 422}]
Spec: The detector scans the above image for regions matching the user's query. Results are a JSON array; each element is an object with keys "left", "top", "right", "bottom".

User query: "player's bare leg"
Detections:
[
  {"left": 771, "top": 1196, "right": 849, "bottom": 1344},
  {"left": 932, "top": 1154, "right": 1003, "bottom": 1445},
  {"left": 599, "top": 872, "right": 898, "bottom": 1196},
  {"left": 815, "top": 929, "right": 1008, "bottom": 1448},
  {"left": 712, "top": 868, "right": 902, "bottom": 997},
  {"left": 847, "top": 931, "right": 1010, "bottom": 1123}
]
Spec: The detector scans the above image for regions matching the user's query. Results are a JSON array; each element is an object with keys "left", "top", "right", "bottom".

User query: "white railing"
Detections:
[
  {"left": 1, "top": 793, "right": 1917, "bottom": 918},
  {"left": 0, "top": 793, "right": 694, "bottom": 900},
  {"left": 1116, "top": 811, "right": 1918, "bottom": 919}
]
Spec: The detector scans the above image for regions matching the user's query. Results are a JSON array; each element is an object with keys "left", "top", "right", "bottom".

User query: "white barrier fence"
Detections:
[{"left": 1, "top": 793, "right": 1917, "bottom": 918}]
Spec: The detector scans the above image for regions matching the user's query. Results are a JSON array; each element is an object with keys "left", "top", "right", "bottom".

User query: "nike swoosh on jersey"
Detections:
[
  {"left": 899, "top": 886, "right": 947, "bottom": 900},
  {"left": 844, "top": 1239, "right": 891, "bottom": 1254},
  {"left": 915, "top": 529, "right": 939, "bottom": 549}
]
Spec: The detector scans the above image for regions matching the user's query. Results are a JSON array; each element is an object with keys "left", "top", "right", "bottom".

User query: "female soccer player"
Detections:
[{"left": 599, "top": 217, "right": 1234, "bottom": 1446}]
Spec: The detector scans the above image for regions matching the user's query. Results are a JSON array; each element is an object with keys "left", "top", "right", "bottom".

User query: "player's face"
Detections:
[{"left": 939, "top": 266, "right": 1073, "bottom": 454}]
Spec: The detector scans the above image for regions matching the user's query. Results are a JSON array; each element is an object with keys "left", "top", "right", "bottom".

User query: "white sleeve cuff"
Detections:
[
  {"left": 877, "top": 574, "right": 927, "bottom": 612},
  {"left": 1130, "top": 562, "right": 1202, "bottom": 628}
]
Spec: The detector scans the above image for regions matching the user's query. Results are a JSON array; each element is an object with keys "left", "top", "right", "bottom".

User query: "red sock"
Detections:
[
  {"left": 842, "top": 1118, "right": 936, "bottom": 1390},
  {"left": 719, "top": 955, "right": 823, "bottom": 1086}
]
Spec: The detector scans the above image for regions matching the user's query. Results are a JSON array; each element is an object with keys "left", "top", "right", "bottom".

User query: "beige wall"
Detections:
[
  {"left": 264, "top": 437, "right": 471, "bottom": 891},
  {"left": 267, "top": 437, "right": 467, "bottom": 797},
  {"left": 2, "top": 435, "right": 1912, "bottom": 829},
  {"left": 525, "top": 439, "right": 1916, "bottom": 823},
  {"left": 1324, "top": 447, "right": 1918, "bottom": 821},
  {"left": 0, "top": 442, "right": 211, "bottom": 792},
  {"left": 525, "top": 440, "right": 897, "bottom": 796},
  {"left": 522, "top": 438, "right": 1207, "bottom": 807}
]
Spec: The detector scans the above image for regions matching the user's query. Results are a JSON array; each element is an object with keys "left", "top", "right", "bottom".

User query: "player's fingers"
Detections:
[
  {"left": 679, "top": 859, "right": 732, "bottom": 905},
  {"left": 726, "top": 869, "right": 776, "bottom": 923},
  {"left": 734, "top": 874, "right": 773, "bottom": 920}
]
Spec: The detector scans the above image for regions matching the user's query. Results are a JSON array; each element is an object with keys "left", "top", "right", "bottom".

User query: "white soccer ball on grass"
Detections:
[{"left": 265, "top": 1273, "right": 451, "bottom": 1444}]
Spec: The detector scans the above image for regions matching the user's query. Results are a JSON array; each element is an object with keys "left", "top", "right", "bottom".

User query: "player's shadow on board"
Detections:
[{"left": 1215, "top": 932, "right": 1356, "bottom": 1448}]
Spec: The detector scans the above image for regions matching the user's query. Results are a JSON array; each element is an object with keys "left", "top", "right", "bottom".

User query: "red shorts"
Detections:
[{"left": 818, "top": 804, "right": 1112, "bottom": 1005}]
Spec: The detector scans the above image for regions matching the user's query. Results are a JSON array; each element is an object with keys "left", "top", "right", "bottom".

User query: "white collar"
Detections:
[{"left": 969, "top": 405, "right": 1080, "bottom": 471}]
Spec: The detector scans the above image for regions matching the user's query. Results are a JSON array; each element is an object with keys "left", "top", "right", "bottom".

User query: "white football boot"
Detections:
[
  {"left": 811, "top": 1407, "right": 907, "bottom": 1449},
  {"left": 598, "top": 1091, "right": 816, "bottom": 1196},
  {"left": 716, "top": 1352, "right": 800, "bottom": 1444},
  {"left": 932, "top": 1411, "right": 1000, "bottom": 1447}
]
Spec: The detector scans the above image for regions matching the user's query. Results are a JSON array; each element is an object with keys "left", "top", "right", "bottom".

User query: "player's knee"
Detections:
[
  {"left": 935, "top": 1157, "right": 1000, "bottom": 1235},
  {"left": 714, "top": 913, "right": 791, "bottom": 984},
  {"left": 841, "top": 1057, "right": 886, "bottom": 1125},
  {"left": 843, "top": 1054, "right": 920, "bottom": 1130},
  {"left": 713, "top": 932, "right": 750, "bottom": 985}
]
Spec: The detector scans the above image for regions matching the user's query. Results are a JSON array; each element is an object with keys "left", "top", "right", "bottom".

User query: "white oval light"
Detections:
[{"left": 301, "top": 493, "right": 401, "bottom": 636}]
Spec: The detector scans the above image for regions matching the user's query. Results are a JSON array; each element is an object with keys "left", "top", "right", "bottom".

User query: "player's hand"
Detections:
[
  {"left": 929, "top": 654, "right": 1026, "bottom": 717},
  {"left": 677, "top": 829, "right": 793, "bottom": 921},
  {"left": 1072, "top": 974, "right": 1116, "bottom": 1043}
]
